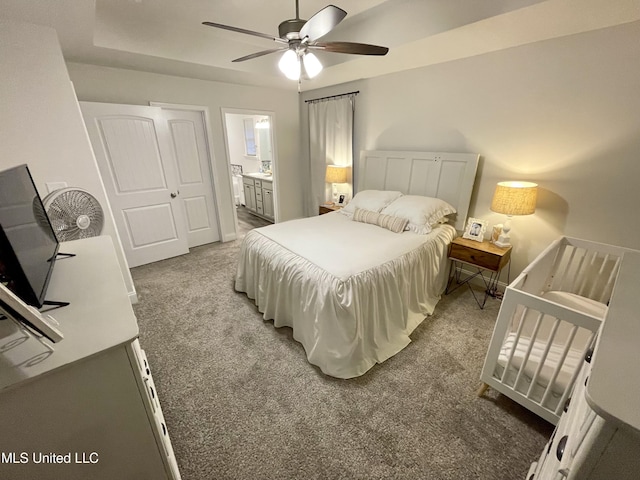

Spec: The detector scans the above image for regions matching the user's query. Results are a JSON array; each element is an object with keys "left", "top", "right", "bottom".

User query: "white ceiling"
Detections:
[{"left": 1, "top": 0, "right": 639, "bottom": 92}]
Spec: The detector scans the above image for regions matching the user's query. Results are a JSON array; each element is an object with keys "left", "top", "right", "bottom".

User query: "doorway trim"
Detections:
[
  {"left": 221, "top": 107, "right": 279, "bottom": 237},
  {"left": 150, "top": 101, "right": 232, "bottom": 241}
]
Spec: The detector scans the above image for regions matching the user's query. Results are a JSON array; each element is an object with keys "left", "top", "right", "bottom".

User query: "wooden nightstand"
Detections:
[
  {"left": 319, "top": 204, "right": 343, "bottom": 215},
  {"left": 445, "top": 236, "right": 512, "bottom": 309}
]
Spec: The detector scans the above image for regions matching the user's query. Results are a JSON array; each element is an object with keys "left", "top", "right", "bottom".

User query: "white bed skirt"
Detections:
[{"left": 235, "top": 215, "right": 455, "bottom": 378}]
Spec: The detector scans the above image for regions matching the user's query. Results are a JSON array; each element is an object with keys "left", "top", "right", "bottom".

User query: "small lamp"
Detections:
[
  {"left": 490, "top": 181, "right": 538, "bottom": 248},
  {"left": 325, "top": 165, "right": 348, "bottom": 203}
]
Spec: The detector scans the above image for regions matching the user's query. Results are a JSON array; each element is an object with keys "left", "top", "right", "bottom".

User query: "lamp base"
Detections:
[
  {"left": 493, "top": 216, "right": 512, "bottom": 248},
  {"left": 494, "top": 233, "right": 511, "bottom": 248}
]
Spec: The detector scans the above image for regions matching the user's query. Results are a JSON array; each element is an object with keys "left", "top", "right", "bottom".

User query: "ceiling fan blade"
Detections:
[
  {"left": 299, "top": 5, "right": 347, "bottom": 41},
  {"left": 203, "top": 21, "right": 288, "bottom": 44},
  {"left": 232, "top": 48, "right": 288, "bottom": 62},
  {"left": 311, "top": 41, "right": 389, "bottom": 56}
]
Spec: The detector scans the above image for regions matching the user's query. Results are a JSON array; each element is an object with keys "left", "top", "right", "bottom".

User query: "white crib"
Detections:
[{"left": 478, "top": 236, "right": 638, "bottom": 424}]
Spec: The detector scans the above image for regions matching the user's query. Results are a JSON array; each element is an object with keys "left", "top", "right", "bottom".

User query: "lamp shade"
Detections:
[
  {"left": 490, "top": 181, "right": 538, "bottom": 216},
  {"left": 325, "top": 165, "right": 348, "bottom": 184},
  {"left": 278, "top": 49, "right": 300, "bottom": 80},
  {"left": 303, "top": 52, "right": 323, "bottom": 78}
]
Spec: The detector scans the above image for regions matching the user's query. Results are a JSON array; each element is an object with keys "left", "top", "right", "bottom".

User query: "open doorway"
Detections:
[{"left": 222, "top": 109, "right": 278, "bottom": 236}]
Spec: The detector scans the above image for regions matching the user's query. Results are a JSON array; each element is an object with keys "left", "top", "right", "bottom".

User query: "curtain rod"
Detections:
[{"left": 304, "top": 90, "right": 359, "bottom": 104}]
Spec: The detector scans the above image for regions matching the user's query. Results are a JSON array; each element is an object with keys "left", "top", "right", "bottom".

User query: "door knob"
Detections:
[{"left": 170, "top": 191, "right": 179, "bottom": 198}]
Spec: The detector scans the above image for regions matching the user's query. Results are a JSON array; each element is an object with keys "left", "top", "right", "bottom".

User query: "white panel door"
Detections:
[
  {"left": 81, "top": 102, "right": 189, "bottom": 268},
  {"left": 163, "top": 109, "right": 220, "bottom": 248}
]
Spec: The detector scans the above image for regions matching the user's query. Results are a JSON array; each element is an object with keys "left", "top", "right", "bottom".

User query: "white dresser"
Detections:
[
  {"left": 527, "top": 251, "right": 640, "bottom": 479},
  {"left": 0, "top": 236, "right": 181, "bottom": 480}
]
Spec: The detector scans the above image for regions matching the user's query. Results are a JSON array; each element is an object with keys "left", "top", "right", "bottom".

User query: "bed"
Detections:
[
  {"left": 235, "top": 150, "right": 479, "bottom": 378},
  {"left": 478, "top": 236, "right": 639, "bottom": 424}
]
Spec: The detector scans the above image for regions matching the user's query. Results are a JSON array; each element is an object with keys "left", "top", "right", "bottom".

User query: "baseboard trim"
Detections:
[
  {"left": 128, "top": 291, "right": 139, "bottom": 304},
  {"left": 222, "top": 232, "right": 237, "bottom": 242}
]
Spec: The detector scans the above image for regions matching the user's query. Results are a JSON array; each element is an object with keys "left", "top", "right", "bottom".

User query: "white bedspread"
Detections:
[{"left": 235, "top": 212, "right": 456, "bottom": 378}]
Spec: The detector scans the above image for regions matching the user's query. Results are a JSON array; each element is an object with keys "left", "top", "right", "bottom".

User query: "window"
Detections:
[{"left": 243, "top": 118, "right": 256, "bottom": 156}]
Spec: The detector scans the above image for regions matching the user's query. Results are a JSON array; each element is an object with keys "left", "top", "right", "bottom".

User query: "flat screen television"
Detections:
[{"left": 0, "top": 164, "right": 60, "bottom": 308}]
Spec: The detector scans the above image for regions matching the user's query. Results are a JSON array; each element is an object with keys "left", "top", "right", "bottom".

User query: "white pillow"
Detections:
[
  {"left": 340, "top": 190, "right": 403, "bottom": 215},
  {"left": 380, "top": 195, "right": 456, "bottom": 234}
]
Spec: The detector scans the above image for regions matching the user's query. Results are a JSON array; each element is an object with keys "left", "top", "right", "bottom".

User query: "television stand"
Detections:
[
  {"left": 41, "top": 299, "right": 70, "bottom": 310},
  {"left": 40, "top": 252, "right": 77, "bottom": 309},
  {"left": 47, "top": 251, "right": 75, "bottom": 262}
]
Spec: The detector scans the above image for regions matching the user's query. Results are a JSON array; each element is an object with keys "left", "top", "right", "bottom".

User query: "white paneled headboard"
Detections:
[{"left": 358, "top": 150, "right": 480, "bottom": 231}]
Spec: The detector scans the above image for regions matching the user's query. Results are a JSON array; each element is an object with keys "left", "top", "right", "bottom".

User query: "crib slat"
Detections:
[
  {"left": 558, "top": 246, "right": 584, "bottom": 292},
  {"left": 513, "top": 312, "right": 545, "bottom": 392},
  {"left": 557, "top": 247, "right": 579, "bottom": 292},
  {"left": 599, "top": 257, "right": 621, "bottom": 303},
  {"left": 500, "top": 306, "right": 529, "bottom": 383},
  {"left": 540, "top": 324, "right": 578, "bottom": 408},
  {"left": 544, "top": 241, "right": 567, "bottom": 291},
  {"left": 554, "top": 331, "right": 596, "bottom": 416},
  {"left": 526, "top": 318, "right": 562, "bottom": 399},
  {"left": 570, "top": 249, "right": 590, "bottom": 294},
  {"left": 576, "top": 250, "right": 598, "bottom": 297},
  {"left": 587, "top": 253, "right": 610, "bottom": 300}
]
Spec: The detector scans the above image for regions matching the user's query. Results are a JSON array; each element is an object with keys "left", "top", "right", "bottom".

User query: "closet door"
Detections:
[
  {"left": 162, "top": 109, "right": 221, "bottom": 248},
  {"left": 81, "top": 102, "right": 189, "bottom": 267}
]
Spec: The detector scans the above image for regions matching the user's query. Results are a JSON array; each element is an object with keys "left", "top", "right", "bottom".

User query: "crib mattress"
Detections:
[{"left": 498, "top": 334, "right": 584, "bottom": 391}]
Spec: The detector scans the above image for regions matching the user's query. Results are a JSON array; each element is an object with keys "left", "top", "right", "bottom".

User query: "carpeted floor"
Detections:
[{"left": 130, "top": 215, "right": 552, "bottom": 480}]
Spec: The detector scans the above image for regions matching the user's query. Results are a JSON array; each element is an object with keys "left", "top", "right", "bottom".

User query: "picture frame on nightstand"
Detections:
[
  {"left": 462, "top": 217, "right": 487, "bottom": 242},
  {"left": 337, "top": 194, "right": 347, "bottom": 205}
]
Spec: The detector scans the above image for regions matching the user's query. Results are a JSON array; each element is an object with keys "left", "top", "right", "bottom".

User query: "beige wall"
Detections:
[
  {"left": 301, "top": 21, "right": 640, "bottom": 277},
  {"left": 66, "top": 62, "right": 304, "bottom": 236},
  {"left": 0, "top": 19, "right": 136, "bottom": 298}
]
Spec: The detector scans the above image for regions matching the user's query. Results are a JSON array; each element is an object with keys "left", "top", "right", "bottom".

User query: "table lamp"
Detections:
[
  {"left": 490, "top": 181, "right": 538, "bottom": 248},
  {"left": 325, "top": 165, "right": 348, "bottom": 203}
]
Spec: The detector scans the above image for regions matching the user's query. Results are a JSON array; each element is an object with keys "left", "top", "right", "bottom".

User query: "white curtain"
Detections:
[{"left": 307, "top": 94, "right": 355, "bottom": 216}]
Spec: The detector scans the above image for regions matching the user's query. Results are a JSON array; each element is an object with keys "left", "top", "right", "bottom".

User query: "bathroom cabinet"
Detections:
[{"left": 242, "top": 174, "right": 274, "bottom": 222}]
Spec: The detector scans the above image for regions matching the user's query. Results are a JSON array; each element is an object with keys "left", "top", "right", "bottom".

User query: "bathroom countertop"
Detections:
[{"left": 243, "top": 172, "right": 273, "bottom": 181}]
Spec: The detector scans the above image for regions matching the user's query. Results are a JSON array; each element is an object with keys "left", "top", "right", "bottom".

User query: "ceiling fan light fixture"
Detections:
[
  {"left": 303, "top": 52, "right": 323, "bottom": 78},
  {"left": 203, "top": 2, "right": 389, "bottom": 82},
  {"left": 278, "top": 49, "right": 300, "bottom": 80}
]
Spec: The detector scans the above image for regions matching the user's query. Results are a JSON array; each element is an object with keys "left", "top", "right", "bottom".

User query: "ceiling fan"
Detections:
[{"left": 202, "top": 0, "right": 389, "bottom": 81}]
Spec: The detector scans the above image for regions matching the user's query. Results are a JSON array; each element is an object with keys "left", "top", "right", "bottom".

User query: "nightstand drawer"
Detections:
[{"left": 449, "top": 238, "right": 511, "bottom": 272}]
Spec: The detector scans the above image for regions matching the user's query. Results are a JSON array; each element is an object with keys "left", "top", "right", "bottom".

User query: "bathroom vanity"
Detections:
[{"left": 242, "top": 173, "right": 274, "bottom": 222}]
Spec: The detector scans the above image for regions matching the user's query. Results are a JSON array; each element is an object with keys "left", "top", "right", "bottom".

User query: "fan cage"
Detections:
[{"left": 43, "top": 188, "right": 104, "bottom": 242}]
